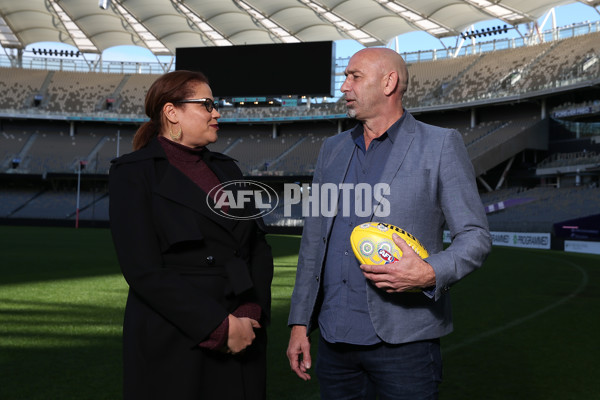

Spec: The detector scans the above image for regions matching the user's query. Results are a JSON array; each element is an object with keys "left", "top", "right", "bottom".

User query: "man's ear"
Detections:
[
  {"left": 163, "top": 102, "right": 179, "bottom": 124},
  {"left": 383, "top": 71, "right": 399, "bottom": 96}
]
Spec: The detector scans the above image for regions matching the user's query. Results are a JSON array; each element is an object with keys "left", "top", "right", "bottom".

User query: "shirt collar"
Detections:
[{"left": 351, "top": 110, "right": 407, "bottom": 151}]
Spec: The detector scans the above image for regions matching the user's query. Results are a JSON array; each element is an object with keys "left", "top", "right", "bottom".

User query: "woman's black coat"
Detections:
[{"left": 109, "top": 137, "right": 274, "bottom": 399}]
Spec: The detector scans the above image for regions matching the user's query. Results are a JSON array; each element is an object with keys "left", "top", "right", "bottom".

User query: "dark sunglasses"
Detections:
[{"left": 174, "top": 98, "right": 218, "bottom": 113}]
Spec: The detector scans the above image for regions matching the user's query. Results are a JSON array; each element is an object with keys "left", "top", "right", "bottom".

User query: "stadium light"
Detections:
[
  {"left": 461, "top": 24, "right": 510, "bottom": 39},
  {"left": 30, "top": 48, "right": 81, "bottom": 57},
  {"left": 99, "top": 0, "right": 110, "bottom": 10}
]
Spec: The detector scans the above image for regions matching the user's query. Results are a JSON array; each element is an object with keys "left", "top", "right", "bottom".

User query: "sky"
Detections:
[
  {"left": 14, "top": 1, "right": 600, "bottom": 63},
  {"left": 334, "top": 1, "right": 600, "bottom": 58}
]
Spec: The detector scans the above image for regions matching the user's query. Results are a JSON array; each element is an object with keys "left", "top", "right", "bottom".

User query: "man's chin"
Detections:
[{"left": 346, "top": 109, "right": 357, "bottom": 119}]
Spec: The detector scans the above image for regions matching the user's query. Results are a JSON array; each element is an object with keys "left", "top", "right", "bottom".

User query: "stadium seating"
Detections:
[
  {"left": 405, "top": 54, "right": 481, "bottom": 107},
  {"left": 484, "top": 186, "right": 600, "bottom": 232},
  {"left": 0, "top": 67, "right": 49, "bottom": 109},
  {"left": 118, "top": 74, "right": 161, "bottom": 115},
  {"left": 518, "top": 31, "right": 600, "bottom": 92},
  {"left": 45, "top": 71, "right": 124, "bottom": 113},
  {"left": 1, "top": 28, "right": 599, "bottom": 228}
]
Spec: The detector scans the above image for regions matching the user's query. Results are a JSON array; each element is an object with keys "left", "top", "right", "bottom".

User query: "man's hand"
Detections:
[
  {"left": 286, "top": 325, "right": 312, "bottom": 381},
  {"left": 360, "top": 233, "right": 436, "bottom": 292}
]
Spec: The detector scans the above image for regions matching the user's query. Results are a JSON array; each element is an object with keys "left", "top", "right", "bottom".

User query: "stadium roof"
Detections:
[{"left": 0, "top": 0, "right": 593, "bottom": 55}]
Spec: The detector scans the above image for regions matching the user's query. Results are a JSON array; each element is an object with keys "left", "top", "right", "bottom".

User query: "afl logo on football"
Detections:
[
  {"left": 207, "top": 180, "right": 279, "bottom": 220},
  {"left": 378, "top": 248, "right": 398, "bottom": 264}
]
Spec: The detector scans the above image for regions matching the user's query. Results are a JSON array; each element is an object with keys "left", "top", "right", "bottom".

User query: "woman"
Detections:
[{"left": 109, "top": 70, "right": 274, "bottom": 399}]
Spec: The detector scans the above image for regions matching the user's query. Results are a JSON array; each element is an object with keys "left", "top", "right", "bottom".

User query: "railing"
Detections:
[
  {"left": 333, "top": 21, "right": 600, "bottom": 92},
  {"left": 552, "top": 119, "right": 600, "bottom": 138},
  {"left": 537, "top": 152, "right": 600, "bottom": 171},
  {"left": 2, "top": 21, "right": 597, "bottom": 85},
  {"left": 335, "top": 22, "right": 600, "bottom": 66},
  {"left": 0, "top": 20, "right": 598, "bottom": 124},
  {"left": 0, "top": 56, "right": 169, "bottom": 75}
]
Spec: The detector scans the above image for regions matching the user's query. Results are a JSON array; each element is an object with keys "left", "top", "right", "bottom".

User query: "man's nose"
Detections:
[{"left": 340, "top": 79, "right": 349, "bottom": 93}]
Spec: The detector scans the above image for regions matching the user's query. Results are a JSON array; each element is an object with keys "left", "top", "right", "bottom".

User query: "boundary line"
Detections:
[{"left": 444, "top": 254, "right": 589, "bottom": 353}]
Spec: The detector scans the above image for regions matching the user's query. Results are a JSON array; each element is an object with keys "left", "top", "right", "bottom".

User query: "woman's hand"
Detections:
[{"left": 226, "top": 314, "right": 261, "bottom": 354}]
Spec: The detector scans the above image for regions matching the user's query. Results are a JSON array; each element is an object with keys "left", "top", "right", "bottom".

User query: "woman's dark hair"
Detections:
[{"left": 132, "top": 70, "right": 209, "bottom": 150}]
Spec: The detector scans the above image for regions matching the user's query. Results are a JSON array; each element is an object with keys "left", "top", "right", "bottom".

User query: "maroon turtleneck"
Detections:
[
  {"left": 158, "top": 136, "right": 222, "bottom": 200},
  {"left": 157, "top": 136, "right": 261, "bottom": 351}
]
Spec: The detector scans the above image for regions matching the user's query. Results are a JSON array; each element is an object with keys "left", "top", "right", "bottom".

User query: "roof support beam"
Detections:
[
  {"left": 233, "top": 0, "right": 300, "bottom": 43},
  {"left": 299, "top": 0, "right": 380, "bottom": 45},
  {"left": 0, "top": 15, "right": 21, "bottom": 48},
  {"left": 47, "top": 0, "right": 98, "bottom": 53},
  {"left": 172, "top": 0, "right": 232, "bottom": 46},
  {"left": 375, "top": 0, "right": 455, "bottom": 38},
  {"left": 112, "top": 1, "right": 170, "bottom": 54},
  {"left": 462, "top": 0, "right": 534, "bottom": 25}
]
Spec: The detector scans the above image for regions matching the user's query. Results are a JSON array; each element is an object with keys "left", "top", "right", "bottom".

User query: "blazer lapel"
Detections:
[
  {"left": 371, "top": 112, "right": 416, "bottom": 218},
  {"left": 323, "top": 129, "right": 357, "bottom": 234}
]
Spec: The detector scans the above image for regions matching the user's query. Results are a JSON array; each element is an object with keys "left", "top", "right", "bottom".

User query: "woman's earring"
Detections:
[{"left": 169, "top": 125, "right": 182, "bottom": 141}]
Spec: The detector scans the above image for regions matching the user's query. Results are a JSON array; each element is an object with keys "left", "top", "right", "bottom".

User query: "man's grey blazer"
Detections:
[{"left": 288, "top": 111, "right": 492, "bottom": 344}]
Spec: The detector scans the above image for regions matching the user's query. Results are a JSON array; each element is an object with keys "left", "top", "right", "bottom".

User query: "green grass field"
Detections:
[{"left": 0, "top": 226, "right": 599, "bottom": 399}]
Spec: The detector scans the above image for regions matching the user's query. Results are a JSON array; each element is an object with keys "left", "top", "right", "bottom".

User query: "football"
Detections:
[{"left": 350, "top": 222, "right": 429, "bottom": 265}]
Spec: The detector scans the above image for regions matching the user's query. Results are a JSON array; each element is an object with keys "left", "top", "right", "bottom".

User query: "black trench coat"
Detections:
[{"left": 109, "top": 137, "right": 274, "bottom": 400}]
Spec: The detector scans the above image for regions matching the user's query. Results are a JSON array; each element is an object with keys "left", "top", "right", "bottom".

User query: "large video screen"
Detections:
[{"left": 176, "top": 41, "right": 335, "bottom": 98}]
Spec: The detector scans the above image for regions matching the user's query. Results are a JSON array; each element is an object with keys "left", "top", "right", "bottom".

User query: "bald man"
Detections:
[{"left": 286, "top": 48, "right": 491, "bottom": 399}]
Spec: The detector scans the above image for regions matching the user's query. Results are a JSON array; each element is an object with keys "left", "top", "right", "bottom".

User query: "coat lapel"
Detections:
[
  {"left": 154, "top": 159, "right": 239, "bottom": 231},
  {"left": 378, "top": 112, "right": 416, "bottom": 184},
  {"left": 323, "top": 129, "right": 357, "bottom": 234},
  {"left": 371, "top": 112, "right": 416, "bottom": 218},
  {"left": 139, "top": 139, "right": 239, "bottom": 232}
]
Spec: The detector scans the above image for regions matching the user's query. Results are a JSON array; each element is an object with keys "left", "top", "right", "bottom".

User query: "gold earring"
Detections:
[{"left": 169, "top": 125, "right": 182, "bottom": 141}]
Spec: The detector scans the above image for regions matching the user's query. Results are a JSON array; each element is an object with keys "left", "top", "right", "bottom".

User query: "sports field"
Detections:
[{"left": 0, "top": 226, "right": 598, "bottom": 399}]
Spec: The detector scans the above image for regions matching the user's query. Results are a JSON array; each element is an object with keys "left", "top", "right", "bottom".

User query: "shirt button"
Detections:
[
  {"left": 344, "top": 251, "right": 349, "bottom": 256},
  {"left": 206, "top": 256, "right": 215, "bottom": 265}
]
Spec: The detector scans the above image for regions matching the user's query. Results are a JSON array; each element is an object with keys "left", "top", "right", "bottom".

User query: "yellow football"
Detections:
[{"left": 350, "top": 222, "right": 429, "bottom": 265}]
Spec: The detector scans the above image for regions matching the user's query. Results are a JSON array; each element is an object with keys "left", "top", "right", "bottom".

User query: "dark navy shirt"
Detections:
[{"left": 318, "top": 115, "right": 405, "bottom": 345}]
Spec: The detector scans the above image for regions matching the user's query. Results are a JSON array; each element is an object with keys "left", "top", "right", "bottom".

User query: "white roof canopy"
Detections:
[{"left": 0, "top": 0, "right": 586, "bottom": 54}]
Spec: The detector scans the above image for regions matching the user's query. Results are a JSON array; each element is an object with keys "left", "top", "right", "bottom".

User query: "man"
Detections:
[{"left": 286, "top": 48, "right": 491, "bottom": 399}]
